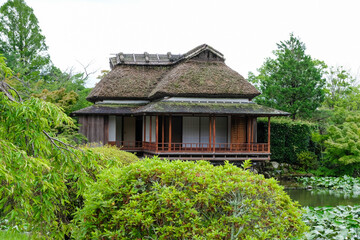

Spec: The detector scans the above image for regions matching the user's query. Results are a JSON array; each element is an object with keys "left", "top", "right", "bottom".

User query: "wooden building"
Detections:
[{"left": 73, "top": 44, "right": 289, "bottom": 161}]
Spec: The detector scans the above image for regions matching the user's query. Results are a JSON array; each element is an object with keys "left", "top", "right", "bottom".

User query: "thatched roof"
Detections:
[
  {"left": 87, "top": 65, "right": 170, "bottom": 101},
  {"left": 87, "top": 44, "right": 260, "bottom": 102},
  {"left": 72, "top": 101, "right": 290, "bottom": 117},
  {"left": 149, "top": 61, "right": 260, "bottom": 99}
]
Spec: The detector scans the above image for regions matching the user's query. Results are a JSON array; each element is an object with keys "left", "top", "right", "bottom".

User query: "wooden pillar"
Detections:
[
  {"left": 247, "top": 118, "right": 251, "bottom": 151},
  {"left": 155, "top": 116, "right": 158, "bottom": 152},
  {"left": 169, "top": 115, "right": 172, "bottom": 152},
  {"left": 250, "top": 117, "right": 253, "bottom": 151},
  {"left": 268, "top": 117, "right": 271, "bottom": 153},
  {"left": 149, "top": 116, "right": 152, "bottom": 143},
  {"left": 104, "top": 116, "right": 109, "bottom": 145},
  {"left": 213, "top": 116, "right": 216, "bottom": 153},
  {"left": 143, "top": 116, "right": 146, "bottom": 142},
  {"left": 209, "top": 116, "right": 212, "bottom": 151},
  {"left": 162, "top": 115, "right": 164, "bottom": 151}
]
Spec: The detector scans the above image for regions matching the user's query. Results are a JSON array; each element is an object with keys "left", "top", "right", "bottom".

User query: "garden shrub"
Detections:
[
  {"left": 297, "top": 151, "right": 318, "bottom": 170},
  {"left": 82, "top": 144, "right": 138, "bottom": 169},
  {"left": 258, "top": 118, "right": 318, "bottom": 164},
  {"left": 72, "top": 157, "right": 307, "bottom": 239}
]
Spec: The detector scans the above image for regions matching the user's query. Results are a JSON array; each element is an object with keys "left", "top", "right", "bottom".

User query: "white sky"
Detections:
[{"left": 5, "top": 0, "right": 360, "bottom": 87}]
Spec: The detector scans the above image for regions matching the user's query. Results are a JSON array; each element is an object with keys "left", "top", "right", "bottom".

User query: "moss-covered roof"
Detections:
[
  {"left": 72, "top": 104, "right": 141, "bottom": 115},
  {"left": 72, "top": 101, "right": 289, "bottom": 117},
  {"left": 138, "top": 101, "right": 290, "bottom": 116},
  {"left": 86, "top": 44, "right": 260, "bottom": 102},
  {"left": 87, "top": 65, "right": 170, "bottom": 101},
  {"left": 149, "top": 61, "right": 259, "bottom": 99}
]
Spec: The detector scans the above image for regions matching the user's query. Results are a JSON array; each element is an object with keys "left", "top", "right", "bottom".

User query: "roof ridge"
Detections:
[{"left": 109, "top": 44, "right": 225, "bottom": 68}]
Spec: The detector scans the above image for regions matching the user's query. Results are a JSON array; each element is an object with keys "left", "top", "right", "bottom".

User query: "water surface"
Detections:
[{"left": 285, "top": 189, "right": 360, "bottom": 207}]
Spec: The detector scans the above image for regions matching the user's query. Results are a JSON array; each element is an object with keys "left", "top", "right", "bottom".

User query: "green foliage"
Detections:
[
  {"left": 0, "top": 54, "right": 12, "bottom": 79},
  {"left": 240, "top": 159, "right": 252, "bottom": 170},
  {"left": 0, "top": 75, "right": 139, "bottom": 238},
  {"left": 0, "top": 0, "right": 92, "bottom": 115},
  {"left": 0, "top": 231, "right": 29, "bottom": 240},
  {"left": 0, "top": 0, "right": 50, "bottom": 76},
  {"left": 310, "top": 108, "right": 360, "bottom": 176},
  {"left": 323, "top": 66, "right": 358, "bottom": 110},
  {"left": 72, "top": 157, "right": 307, "bottom": 239},
  {"left": 302, "top": 205, "right": 360, "bottom": 239},
  {"left": 249, "top": 33, "right": 326, "bottom": 119},
  {"left": 68, "top": 87, "right": 92, "bottom": 113},
  {"left": 82, "top": 144, "right": 139, "bottom": 169},
  {"left": 258, "top": 118, "right": 317, "bottom": 164},
  {"left": 0, "top": 92, "right": 101, "bottom": 238},
  {"left": 32, "top": 88, "right": 79, "bottom": 115},
  {"left": 324, "top": 112, "right": 360, "bottom": 165},
  {"left": 298, "top": 176, "right": 360, "bottom": 192},
  {"left": 297, "top": 151, "right": 318, "bottom": 171}
]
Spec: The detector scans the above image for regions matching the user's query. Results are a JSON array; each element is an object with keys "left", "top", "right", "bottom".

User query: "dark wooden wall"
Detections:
[
  {"left": 191, "top": 50, "right": 224, "bottom": 62},
  {"left": 78, "top": 115, "right": 108, "bottom": 145}
]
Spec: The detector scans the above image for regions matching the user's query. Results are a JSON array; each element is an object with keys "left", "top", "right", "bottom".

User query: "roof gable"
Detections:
[{"left": 183, "top": 44, "right": 225, "bottom": 62}]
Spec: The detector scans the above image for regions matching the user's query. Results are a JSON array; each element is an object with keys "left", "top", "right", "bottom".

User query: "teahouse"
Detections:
[{"left": 73, "top": 44, "right": 289, "bottom": 161}]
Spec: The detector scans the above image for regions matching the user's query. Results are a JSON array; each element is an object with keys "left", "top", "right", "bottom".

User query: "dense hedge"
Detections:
[
  {"left": 258, "top": 118, "right": 318, "bottom": 164},
  {"left": 72, "top": 157, "right": 307, "bottom": 239}
]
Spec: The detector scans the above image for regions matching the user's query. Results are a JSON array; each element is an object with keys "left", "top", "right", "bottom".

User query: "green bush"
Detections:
[
  {"left": 297, "top": 151, "right": 318, "bottom": 170},
  {"left": 82, "top": 144, "right": 139, "bottom": 169},
  {"left": 72, "top": 157, "right": 307, "bottom": 239},
  {"left": 258, "top": 118, "right": 318, "bottom": 164}
]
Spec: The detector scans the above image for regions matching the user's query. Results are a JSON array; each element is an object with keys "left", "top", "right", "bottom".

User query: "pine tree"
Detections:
[{"left": 249, "top": 33, "right": 326, "bottom": 120}]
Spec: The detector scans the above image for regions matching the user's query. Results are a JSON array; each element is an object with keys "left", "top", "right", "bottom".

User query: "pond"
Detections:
[{"left": 285, "top": 188, "right": 360, "bottom": 207}]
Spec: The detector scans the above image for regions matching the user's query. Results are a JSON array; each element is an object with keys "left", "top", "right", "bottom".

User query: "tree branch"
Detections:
[{"left": 0, "top": 81, "right": 18, "bottom": 102}]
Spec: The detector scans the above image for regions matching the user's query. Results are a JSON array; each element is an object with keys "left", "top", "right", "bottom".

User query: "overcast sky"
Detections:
[{"left": 5, "top": 0, "right": 360, "bottom": 87}]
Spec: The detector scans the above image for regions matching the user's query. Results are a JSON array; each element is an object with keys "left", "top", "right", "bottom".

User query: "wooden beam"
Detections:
[
  {"left": 162, "top": 115, "right": 164, "bottom": 151},
  {"left": 169, "top": 115, "right": 172, "bottom": 152},
  {"left": 156, "top": 116, "right": 158, "bottom": 152},
  {"left": 268, "top": 117, "right": 271, "bottom": 153}
]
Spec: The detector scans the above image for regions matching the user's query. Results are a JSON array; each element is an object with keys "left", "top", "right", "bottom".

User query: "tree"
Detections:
[
  {"left": 249, "top": 33, "right": 326, "bottom": 120},
  {"left": 0, "top": 0, "right": 94, "bottom": 115},
  {"left": 0, "top": 57, "right": 138, "bottom": 238},
  {"left": 323, "top": 66, "right": 357, "bottom": 109},
  {"left": 0, "top": 0, "right": 50, "bottom": 78},
  {"left": 32, "top": 88, "right": 79, "bottom": 114}
]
